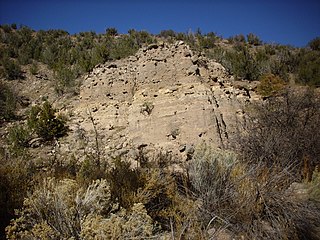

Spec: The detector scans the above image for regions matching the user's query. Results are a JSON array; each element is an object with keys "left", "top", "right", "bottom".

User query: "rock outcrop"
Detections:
[{"left": 66, "top": 41, "right": 259, "bottom": 161}]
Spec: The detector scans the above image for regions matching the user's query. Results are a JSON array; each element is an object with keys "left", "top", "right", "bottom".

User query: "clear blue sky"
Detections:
[{"left": 1, "top": 0, "right": 319, "bottom": 47}]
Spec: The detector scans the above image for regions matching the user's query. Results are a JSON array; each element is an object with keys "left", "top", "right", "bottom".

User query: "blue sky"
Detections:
[{"left": 1, "top": 0, "right": 319, "bottom": 47}]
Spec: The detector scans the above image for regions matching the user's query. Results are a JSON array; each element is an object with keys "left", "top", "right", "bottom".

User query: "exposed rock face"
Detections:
[{"left": 68, "top": 41, "right": 259, "bottom": 160}]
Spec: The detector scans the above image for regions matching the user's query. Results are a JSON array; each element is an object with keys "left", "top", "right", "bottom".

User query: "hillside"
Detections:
[
  {"left": 69, "top": 41, "right": 257, "bottom": 160},
  {"left": 1, "top": 25, "right": 320, "bottom": 240}
]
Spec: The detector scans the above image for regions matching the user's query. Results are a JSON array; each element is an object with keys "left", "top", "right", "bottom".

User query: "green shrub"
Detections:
[
  {"left": 53, "top": 65, "right": 77, "bottom": 94},
  {"left": 110, "top": 35, "right": 138, "bottom": 60},
  {"left": 29, "top": 62, "right": 38, "bottom": 75},
  {"left": 105, "top": 27, "right": 118, "bottom": 36},
  {"left": 10, "top": 24, "right": 17, "bottom": 30},
  {"left": 17, "top": 26, "right": 33, "bottom": 45},
  {"left": 17, "top": 44, "right": 33, "bottom": 65},
  {"left": 297, "top": 50, "right": 320, "bottom": 86},
  {"left": 40, "top": 46, "right": 56, "bottom": 67},
  {"left": 77, "top": 158, "right": 107, "bottom": 186},
  {"left": 129, "top": 29, "right": 155, "bottom": 47},
  {"left": 247, "top": 33, "right": 262, "bottom": 46},
  {"left": 0, "top": 24, "right": 13, "bottom": 33},
  {"left": 225, "top": 45, "right": 261, "bottom": 80},
  {"left": 107, "top": 158, "right": 143, "bottom": 209},
  {"left": 158, "top": 29, "right": 176, "bottom": 39},
  {"left": 0, "top": 81, "right": 17, "bottom": 121},
  {"left": 188, "top": 145, "right": 237, "bottom": 222},
  {"left": 1, "top": 57, "right": 22, "bottom": 80},
  {"left": 264, "top": 44, "right": 277, "bottom": 55},
  {"left": 228, "top": 34, "right": 246, "bottom": 44},
  {"left": 308, "top": 37, "right": 320, "bottom": 51},
  {"left": 196, "top": 32, "right": 216, "bottom": 50},
  {"left": 134, "top": 167, "right": 202, "bottom": 237},
  {"left": 0, "top": 154, "right": 36, "bottom": 239},
  {"left": 206, "top": 46, "right": 226, "bottom": 63},
  {"left": 308, "top": 167, "right": 320, "bottom": 201},
  {"left": 7, "top": 125, "right": 31, "bottom": 152},
  {"left": 27, "top": 101, "right": 68, "bottom": 141},
  {"left": 271, "top": 45, "right": 298, "bottom": 79}
]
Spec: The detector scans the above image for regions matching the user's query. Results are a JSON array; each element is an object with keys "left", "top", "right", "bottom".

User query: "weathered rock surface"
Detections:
[{"left": 66, "top": 41, "right": 259, "bottom": 161}]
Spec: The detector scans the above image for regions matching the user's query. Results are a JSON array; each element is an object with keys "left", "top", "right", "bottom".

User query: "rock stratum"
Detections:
[{"left": 63, "top": 41, "right": 259, "bottom": 162}]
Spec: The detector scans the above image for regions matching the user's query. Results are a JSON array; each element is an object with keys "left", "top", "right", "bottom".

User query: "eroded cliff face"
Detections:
[{"left": 65, "top": 41, "right": 259, "bottom": 161}]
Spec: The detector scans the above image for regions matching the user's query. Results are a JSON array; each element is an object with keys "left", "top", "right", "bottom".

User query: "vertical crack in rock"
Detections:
[
  {"left": 220, "top": 113, "right": 228, "bottom": 140},
  {"left": 214, "top": 114, "right": 225, "bottom": 149},
  {"left": 210, "top": 93, "right": 225, "bottom": 148},
  {"left": 213, "top": 109, "right": 228, "bottom": 149},
  {"left": 210, "top": 90, "right": 229, "bottom": 149}
]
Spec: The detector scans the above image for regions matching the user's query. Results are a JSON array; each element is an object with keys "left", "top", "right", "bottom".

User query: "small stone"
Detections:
[
  {"left": 147, "top": 43, "right": 159, "bottom": 50},
  {"left": 184, "top": 50, "right": 192, "bottom": 57},
  {"left": 107, "top": 64, "right": 117, "bottom": 69},
  {"left": 164, "top": 89, "right": 173, "bottom": 94},
  {"left": 179, "top": 144, "right": 186, "bottom": 152},
  {"left": 186, "top": 144, "right": 195, "bottom": 156},
  {"left": 191, "top": 55, "right": 198, "bottom": 64},
  {"left": 115, "top": 143, "right": 123, "bottom": 150},
  {"left": 29, "top": 138, "right": 42, "bottom": 148},
  {"left": 187, "top": 65, "right": 199, "bottom": 75}
]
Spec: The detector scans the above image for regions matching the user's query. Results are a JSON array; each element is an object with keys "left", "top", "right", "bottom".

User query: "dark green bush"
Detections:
[
  {"left": 247, "top": 33, "right": 262, "bottom": 46},
  {"left": 158, "top": 29, "right": 176, "bottom": 39},
  {"left": 17, "top": 26, "right": 33, "bottom": 45},
  {"left": 197, "top": 32, "right": 216, "bottom": 49},
  {"left": 105, "top": 27, "right": 118, "bottom": 36},
  {"left": 109, "top": 35, "right": 138, "bottom": 60},
  {"left": 264, "top": 44, "right": 277, "bottom": 55},
  {"left": 228, "top": 34, "right": 246, "bottom": 44},
  {"left": 53, "top": 64, "right": 77, "bottom": 94},
  {"left": 77, "top": 158, "right": 107, "bottom": 186},
  {"left": 297, "top": 50, "right": 320, "bottom": 86},
  {"left": 225, "top": 45, "right": 261, "bottom": 80},
  {"left": 29, "top": 62, "right": 38, "bottom": 75},
  {"left": 7, "top": 125, "right": 31, "bottom": 152},
  {"left": 17, "top": 44, "right": 33, "bottom": 65},
  {"left": 0, "top": 81, "right": 17, "bottom": 121},
  {"left": 40, "top": 45, "right": 57, "bottom": 67},
  {"left": 208, "top": 39, "right": 299, "bottom": 82},
  {"left": 10, "top": 23, "right": 17, "bottom": 30},
  {"left": 308, "top": 37, "right": 320, "bottom": 51},
  {"left": 0, "top": 155, "right": 36, "bottom": 239},
  {"left": 128, "top": 29, "right": 155, "bottom": 47},
  {"left": 0, "top": 24, "right": 12, "bottom": 33},
  {"left": 27, "top": 101, "right": 68, "bottom": 141},
  {"left": 1, "top": 57, "right": 22, "bottom": 80},
  {"left": 107, "top": 158, "right": 143, "bottom": 209}
]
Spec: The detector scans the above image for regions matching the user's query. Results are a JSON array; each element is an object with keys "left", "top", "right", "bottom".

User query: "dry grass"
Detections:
[{"left": 187, "top": 144, "right": 320, "bottom": 239}]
